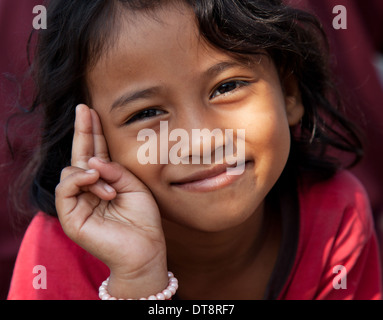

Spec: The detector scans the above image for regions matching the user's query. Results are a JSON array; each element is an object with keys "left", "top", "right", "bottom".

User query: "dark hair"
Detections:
[
  {"left": 21, "top": 0, "right": 362, "bottom": 217},
  {"left": 13, "top": 0, "right": 364, "bottom": 300}
]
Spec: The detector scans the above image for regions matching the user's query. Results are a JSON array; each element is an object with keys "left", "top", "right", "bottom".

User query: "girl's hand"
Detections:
[{"left": 55, "top": 104, "right": 168, "bottom": 299}]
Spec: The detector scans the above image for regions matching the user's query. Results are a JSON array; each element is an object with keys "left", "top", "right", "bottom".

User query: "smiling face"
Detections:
[{"left": 86, "top": 3, "right": 303, "bottom": 232}]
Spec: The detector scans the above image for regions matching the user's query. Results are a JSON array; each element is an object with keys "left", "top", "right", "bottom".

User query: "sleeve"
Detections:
[
  {"left": 279, "top": 171, "right": 382, "bottom": 300},
  {"left": 7, "top": 212, "right": 109, "bottom": 300},
  {"left": 315, "top": 205, "right": 382, "bottom": 300},
  {"left": 311, "top": 173, "right": 382, "bottom": 300}
]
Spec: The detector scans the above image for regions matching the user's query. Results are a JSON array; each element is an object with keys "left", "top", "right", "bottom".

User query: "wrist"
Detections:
[
  {"left": 106, "top": 260, "right": 169, "bottom": 299},
  {"left": 100, "top": 271, "right": 178, "bottom": 300}
]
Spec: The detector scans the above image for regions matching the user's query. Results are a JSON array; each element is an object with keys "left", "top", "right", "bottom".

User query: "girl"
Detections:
[{"left": 8, "top": 0, "right": 382, "bottom": 300}]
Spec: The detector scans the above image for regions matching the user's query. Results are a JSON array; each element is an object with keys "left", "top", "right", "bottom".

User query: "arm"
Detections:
[{"left": 54, "top": 105, "right": 169, "bottom": 299}]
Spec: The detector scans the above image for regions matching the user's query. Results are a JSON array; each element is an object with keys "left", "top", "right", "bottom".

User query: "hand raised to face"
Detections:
[{"left": 55, "top": 104, "right": 169, "bottom": 299}]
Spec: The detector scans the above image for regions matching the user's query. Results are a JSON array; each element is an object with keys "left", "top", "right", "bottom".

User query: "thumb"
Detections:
[{"left": 87, "top": 157, "right": 150, "bottom": 195}]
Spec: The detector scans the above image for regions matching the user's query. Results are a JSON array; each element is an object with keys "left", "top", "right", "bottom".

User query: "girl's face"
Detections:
[{"left": 86, "top": 4, "right": 303, "bottom": 232}]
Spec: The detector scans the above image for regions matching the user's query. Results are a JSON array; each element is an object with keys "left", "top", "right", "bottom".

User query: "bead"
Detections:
[
  {"left": 156, "top": 293, "right": 165, "bottom": 300},
  {"left": 168, "top": 286, "right": 176, "bottom": 294},
  {"left": 99, "top": 271, "right": 178, "bottom": 300},
  {"left": 101, "top": 293, "right": 111, "bottom": 300},
  {"left": 162, "top": 289, "right": 172, "bottom": 299},
  {"left": 170, "top": 282, "right": 178, "bottom": 288}
]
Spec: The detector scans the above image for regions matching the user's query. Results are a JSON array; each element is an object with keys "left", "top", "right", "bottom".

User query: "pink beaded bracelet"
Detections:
[{"left": 98, "top": 271, "right": 178, "bottom": 300}]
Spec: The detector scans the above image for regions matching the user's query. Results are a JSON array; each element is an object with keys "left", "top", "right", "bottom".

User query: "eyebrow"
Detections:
[
  {"left": 110, "top": 86, "right": 162, "bottom": 112},
  {"left": 110, "top": 59, "right": 253, "bottom": 112},
  {"left": 205, "top": 60, "right": 251, "bottom": 77}
]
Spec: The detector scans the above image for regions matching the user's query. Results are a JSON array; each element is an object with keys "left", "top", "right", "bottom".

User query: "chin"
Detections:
[{"left": 160, "top": 194, "right": 263, "bottom": 233}]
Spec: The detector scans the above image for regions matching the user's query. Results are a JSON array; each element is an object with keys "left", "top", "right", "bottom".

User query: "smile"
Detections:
[{"left": 171, "top": 161, "right": 251, "bottom": 192}]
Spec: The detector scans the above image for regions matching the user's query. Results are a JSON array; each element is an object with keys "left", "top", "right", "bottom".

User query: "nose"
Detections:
[
  {"left": 168, "top": 108, "right": 231, "bottom": 165},
  {"left": 188, "top": 128, "right": 225, "bottom": 164}
]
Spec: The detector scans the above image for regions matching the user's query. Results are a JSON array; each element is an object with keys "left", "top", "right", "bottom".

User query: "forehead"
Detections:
[{"left": 86, "top": 3, "right": 237, "bottom": 88}]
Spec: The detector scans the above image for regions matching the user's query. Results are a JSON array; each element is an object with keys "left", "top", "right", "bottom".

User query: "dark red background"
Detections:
[{"left": 1, "top": 0, "right": 382, "bottom": 299}]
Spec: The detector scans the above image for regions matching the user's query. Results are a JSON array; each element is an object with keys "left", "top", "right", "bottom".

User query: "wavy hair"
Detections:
[{"left": 21, "top": 0, "right": 362, "bottom": 216}]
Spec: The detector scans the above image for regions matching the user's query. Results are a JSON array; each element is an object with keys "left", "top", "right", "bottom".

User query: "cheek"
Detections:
[
  {"left": 246, "top": 108, "right": 291, "bottom": 183},
  {"left": 103, "top": 127, "right": 162, "bottom": 186}
]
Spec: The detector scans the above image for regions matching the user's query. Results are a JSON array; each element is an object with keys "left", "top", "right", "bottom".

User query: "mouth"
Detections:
[{"left": 170, "top": 161, "right": 251, "bottom": 192}]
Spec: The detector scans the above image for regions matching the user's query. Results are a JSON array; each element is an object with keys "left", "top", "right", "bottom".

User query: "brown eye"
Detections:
[
  {"left": 125, "top": 108, "right": 165, "bottom": 125},
  {"left": 210, "top": 80, "right": 249, "bottom": 99}
]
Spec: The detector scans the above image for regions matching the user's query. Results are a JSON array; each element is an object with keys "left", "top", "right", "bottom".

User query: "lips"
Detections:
[
  {"left": 171, "top": 164, "right": 235, "bottom": 184},
  {"left": 170, "top": 162, "right": 250, "bottom": 192}
]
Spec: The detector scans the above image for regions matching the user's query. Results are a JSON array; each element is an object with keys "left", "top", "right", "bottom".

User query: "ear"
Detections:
[{"left": 282, "top": 75, "right": 304, "bottom": 126}]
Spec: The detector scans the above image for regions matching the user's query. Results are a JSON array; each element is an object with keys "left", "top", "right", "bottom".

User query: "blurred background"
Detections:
[
  {"left": 0, "top": 0, "right": 42, "bottom": 300},
  {"left": 291, "top": 0, "right": 383, "bottom": 275},
  {"left": 1, "top": 0, "right": 382, "bottom": 299}
]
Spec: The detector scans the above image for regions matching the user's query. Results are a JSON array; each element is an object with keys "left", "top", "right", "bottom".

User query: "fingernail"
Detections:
[
  {"left": 104, "top": 184, "right": 115, "bottom": 193},
  {"left": 96, "top": 157, "right": 109, "bottom": 164},
  {"left": 86, "top": 169, "right": 97, "bottom": 174}
]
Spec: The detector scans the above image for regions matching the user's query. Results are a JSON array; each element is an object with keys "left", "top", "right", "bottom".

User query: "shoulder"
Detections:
[
  {"left": 7, "top": 212, "right": 109, "bottom": 300},
  {"left": 298, "top": 170, "right": 373, "bottom": 240},
  {"left": 279, "top": 170, "right": 382, "bottom": 300},
  {"left": 300, "top": 170, "right": 370, "bottom": 209}
]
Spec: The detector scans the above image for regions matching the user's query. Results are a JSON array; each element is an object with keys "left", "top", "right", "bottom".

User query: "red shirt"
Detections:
[{"left": 7, "top": 171, "right": 382, "bottom": 300}]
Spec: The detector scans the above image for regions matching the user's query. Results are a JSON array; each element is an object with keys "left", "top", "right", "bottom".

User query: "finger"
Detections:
[
  {"left": 71, "top": 104, "right": 94, "bottom": 169},
  {"left": 88, "top": 157, "right": 150, "bottom": 194},
  {"left": 88, "top": 179, "right": 116, "bottom": 200},
  {"left": 55, "top": 169, "right": 100, "bottom": 217},
  {"left": 90, "top": 108, "right": 110, "bottom": 162},
  {"left": 63, "top": 191, "right": 101, "bottom": 239},
  {"left": 60, "top": 166, "right": 84, "bottom": 181},
  {"left": 60, "top": 166, "right": 116, "bottom": 200}
]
